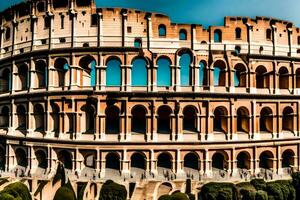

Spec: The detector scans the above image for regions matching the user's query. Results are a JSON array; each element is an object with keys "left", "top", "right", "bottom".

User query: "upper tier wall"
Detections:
[{"left": 0, "top": 0, "right": 300, "bottom": 62}]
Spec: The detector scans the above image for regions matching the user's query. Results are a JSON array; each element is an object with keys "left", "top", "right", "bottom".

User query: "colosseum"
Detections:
[{"left": 0, "top": 0, "right": 300, "bottom": 199}]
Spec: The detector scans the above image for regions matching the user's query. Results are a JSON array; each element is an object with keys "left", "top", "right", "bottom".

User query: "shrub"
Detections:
[
  {"left": 0, "top": 182, "right": 31, "bottom": 200},
  {"left": 99, "top": 180, "right": 127, "bottom": 200},
  {"left": 158, "top": 195, "right": 172, "bottom": 200},
  {"left": 237, "top": 182, "right": 256, "bottom": 200},
  {"left": 171, "top": 192, "right": 189, "bottom": 200},
  {"left": 250, "top": 179, "right": 266, "bottom": 191},
  {"left": 187, "top": 193, "right": 195, "bottom": 200},
  {"left": 292, "top": 172, "right": 300, "bottom": 199},
  {"left": 199, "top": 182, "right": 238, "bottom": 200},
  {"left": 53, "top": 186, "right": 76, "bottom": 200},
  {"left": 255, "top": 190, "right": 268, "bottom": 200}
]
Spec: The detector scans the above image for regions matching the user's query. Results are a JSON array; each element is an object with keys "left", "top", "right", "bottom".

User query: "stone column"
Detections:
[
  {"left": 204, "top": 150, "right": 211, "bottom": 177},
  {"left": 152, "top": 65, "right": 158, "bottom": 92},
  {"left": 27, "top": 102, "right": 34, "bottom": 136},
  {"left": 177, "top": 114, "right": 183, "bottom": 141},
  {"left": 194, "top": 63, "right": 200, "bottom": 92},
  {"left": 121, "top": 150, "right": 130, "bottom": 178}
]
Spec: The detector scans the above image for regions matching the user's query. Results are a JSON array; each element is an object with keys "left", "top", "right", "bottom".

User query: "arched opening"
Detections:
[
  {"left": 214, "top": 60, "right": 226, "bottom": 86},
  {"left": 84, "top": 154, "right": 95, "bottom": 168},
  {"left": 234, "top": 64, "right": 247, "bottom": 87},
  {"left": 35, "top": 150, "right": 47, "bottom": 169},
  {"left": 131, "top": 105, "right": 146, "bottom": 134},
  {"left": 259, "top": 151, "right": 273, "bottom": 169},
  {"left": 212, "top": 152, "right": 227, "bottom": 170},
  {"left": 15, "top": 148, "right": 27, "bottom": 167},
  {"left": 278, "top": 67, "right": 289, "bottom": 89},
  {"left": 179, "top": 53, "right": 192, "bottom": 86},
  {"left": 236, "top": 107, "right": 249, "bottom": 133},
  {"left": 51, "top": 104, "right": 60, "bottom": 135},
  {"left": 58, "top": 150, "right": 72, "bottom": 169},
  {"left": 54, "top": 58, "right": 69, "bottom": 87},
  {"left": 157, "top": 153, "right": 172, "bottom": 171},
  {"left": 105, "top": 152, "right": 120, "bottom": 176},
  {"left": 131, "top": 152, "right": 146, "bottom": 170},
  {"left": 35, "top": 60, "right": 47, "bottom": 88},
  {"left": 214, "top": 29, "right": 222, "bottom": 43},
  {"left": 1, "top": 68, "right": 11, "bottom": 92},
  {"left": 158, "top": 24, "right": 166, "bottom": 37},
  {"left": 199, "top": 61, "right": 208, "bottom": 86},
  {"left": 235, "top": 28, "right": 241, "bottom": 39},
  {"left": 213, "top": 107, "right": 228, "bottom": 133},
  {"left": 0, "top": 148, "right": 5, "bottom": 171},
  {"left": 157, "top": 106, "right": 172, "bottom": 134},
  {"left": 179, "top": 29, "right": 187, "bottom": 40},
  {"left": 81, "top": 104, "right": 95, "bottom": 134},
  {"left": 282, "top": 107, "right": 294, "bottom": 132},
  {"left": 256, "top": 66, "right": 269, "bottom": 89},
  {"left": 235, "top": 46, "right": 241, "bottom": 54},
  {"left": 132, "top": 58, "right": 148, "bottom": 86},
  {"left": 296, "top": 68, "right": 300, "bottom": 88},
  {"left": 105, "top": 106, "right": 120, "bottom": 134},
  {"left": 106, "top": 58, "right": 121, "bottom": 86},
  {"left": 53, "top": 0, "right": 68, "bottom": 9},
  {"left": 34, "top": 104, "right": 44, "bottom": 132},
  {"left": 183, "top": 106, "right": 197, "bottom": 133},
  {"left": 0, "top": 106, "right": 9, "bottom": 128},
  {"left": 184, "top": 152, "right": 199, "bottom": 171},
  {"left": 134, "top": 38, "right": 142, "bottom": 48},
  {"left": 18, "top": 64, "right": 28, "bottom": 90},
  {"left": 260, "top": 107, "right": 273, "bottom": 133},
  {"left": 79, "top": 56, "right": 96, "bottom": 87},
  {"left": 157, "top": 57, "right": 171, "bottom": 87},
  {"left": 17, "top": 105, "right": 26, "bottom": 130},
  {"left": 237, "top": 152, "right": 250, "bottom": 169},
  {"left": 37, "top": 2, "right": 45, "bottom": 12},
  {"left": 282, "top": 150, "right": 294, "bottom": 168}
]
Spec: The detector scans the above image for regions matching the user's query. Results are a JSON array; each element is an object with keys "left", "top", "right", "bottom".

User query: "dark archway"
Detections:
[
  {"left": 282, "top": 107, "right": 294, "bottom": 132},
  {"left": 183, "top": 106, "right": 197, "bottom": 132},
  {"left": 131, "top": 105, "right": 147, "bottom": 134},
  {"left": 105, "top": 152, "right": 120, "bottom": 171},
  {"left": 17, "top": 105, "right": 26, "bottom": 130},
  {"left": 213, "top": 107, "right": 228, "bottom": 133},
  {"left": 16, "top": 148, "right": 27, "bottom": 167},
  {"left": 34, "top": 104, "right": 44, "bottom": 132},
  {"left": 256, "top": 66, "right": 269, "bottom": 89},
  {"left": 259, "top": 151, "right": 273, "bottom": 169},
  {"left": 237, "top": 152, "right": 250, "bottom": 169},
  {"left": 212, "top": 152, "right": 227, "bottom": 170},
  {"left": 184, "top": 152, "right": 199, "bottom": 170},
  {"left": 282, "top": 150, "right": 294, "bottom": 168},
  {"left": 105, "top": 106, "right": 120, "bottom": 134},
  {"left": 57, "top": 150, "right": 72, "bottom": 170},
  {"left": 0, "top": 106, "right": 9, "bottom": 128},
  {"left": 79, "top": 56, "right": 96, "bottom": 87},
  {"left": 157, "top": 106, "right": 172, "bottom": 134},
  {"left": 51, "top": 103, "right": 60, "bottom": 135},
  {"left": 214, "top": 29, "right": 222, "bottom": 42},
  {"left": 131, "top": 152, "right": 146, "bottom": 170},
  {"left": 260, "top": 107, "right": 273, "bottom": 133},
  {"left": 18, "top": 64, "right": 28, "bottom": 90},
  {"left": 35, "top": 150, "right": 47, "bottom": 169},
  {"left": 157, "top": 153, "right": 172, "bottom": 170},
  {"left": 1, "top": 68, "right": 11, "bottom": 92},
  {"left": 236, "top": 107, "right": 250, "bottom": 133},
  {"left": 81, "top": 104, "right": 95, "bottom": 134},
  {"left": 279, "top": 67, "right": 289, "bottom": 89},
  {"left": 35, "top": 60, "right": 47, "bottom": 88}
]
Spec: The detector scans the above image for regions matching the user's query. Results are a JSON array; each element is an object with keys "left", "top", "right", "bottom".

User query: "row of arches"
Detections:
[
  {"left": 1, "top": 55, "right": 300, "bottom": 92},
  {"left": 0, "top": 104, "right": 295, "bottom": 136},
  {"left": 10, "top": 148, "right": 295, "bottom": 178}
]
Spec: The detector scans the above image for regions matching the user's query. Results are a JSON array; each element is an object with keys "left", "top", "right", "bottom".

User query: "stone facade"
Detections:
[{"left": 1, "top": 0, "right": 300, "bottom": 199}]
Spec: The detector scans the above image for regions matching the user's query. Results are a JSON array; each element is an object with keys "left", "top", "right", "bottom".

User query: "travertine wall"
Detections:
[{"left": 0, "top": 0, "right": 300, "bottom": 199}]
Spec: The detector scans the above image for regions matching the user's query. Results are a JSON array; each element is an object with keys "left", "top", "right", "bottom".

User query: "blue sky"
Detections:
[{"left": 1, "top": 0, "right": 300, "bottom": 27}]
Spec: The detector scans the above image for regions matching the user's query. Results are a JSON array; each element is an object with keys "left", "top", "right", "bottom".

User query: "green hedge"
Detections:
[
  {"left": 158, "top": 192, "right": 189, "bottom": 200},
  {"left": 199, "top": 182, "right": 238, "bottom": 200},
  {"left": 0, "top": 182, "right": 31, "bottom": 200},
  {"left": 99, "top": 180, "right": 127, "bottom": 200},
  {"left": 53, "top": 186, "right": 76, "bottom": 200}
]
